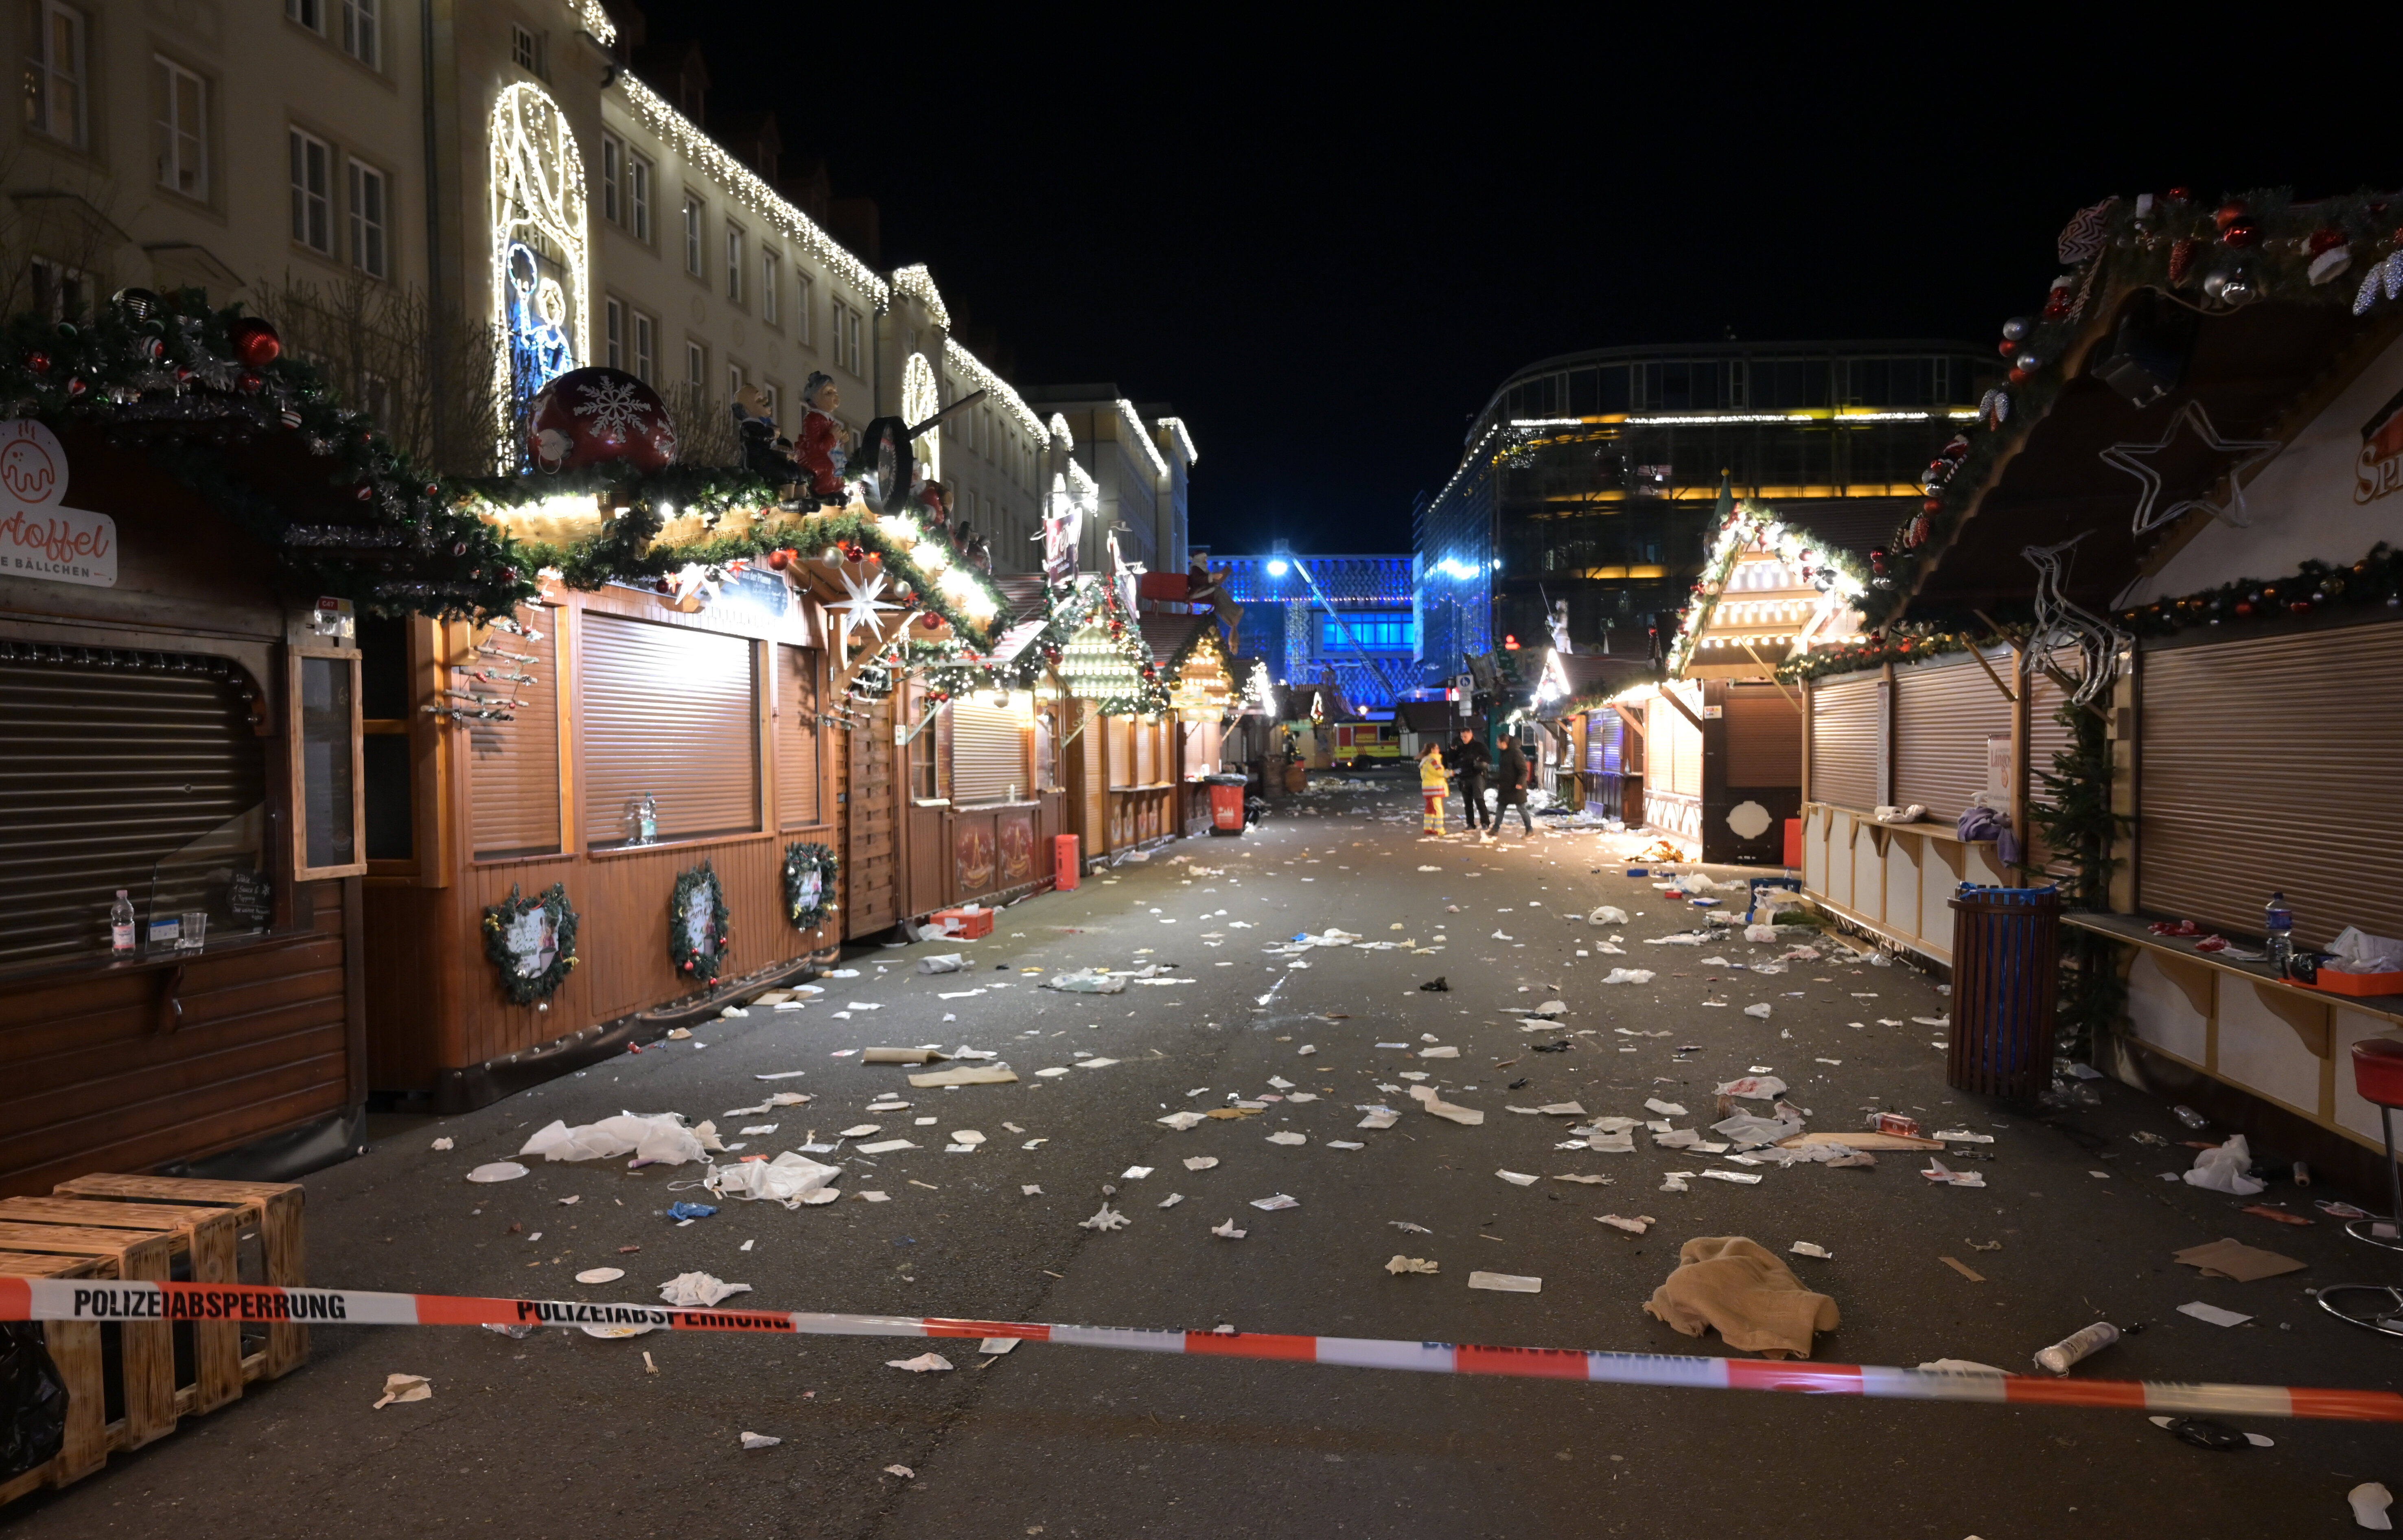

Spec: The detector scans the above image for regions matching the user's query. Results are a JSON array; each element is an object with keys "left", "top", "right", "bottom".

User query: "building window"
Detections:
[
  {"left": 794, "top": 274, "right": 813, "bottom": 344},
  {"left": 831, "top": 302, "right": 861, "bottom": 374},
  {"left": 341, "top": 0, "right": 377, "bottom": 66},
  {"left": 28, "top": 257, "right": 90, "bottom": 320},
  {"left": 24, "top": 1, "right": 86, "bottom": 147},
  {"left": 510, "top": 24, "right": 540, "bottom": 74},
  {"left": 600, "top": 133, "right": 620, "bottom": 225},
  {"left": 604, "top": 298, "right": 622, "bottom": 369},
  {"left": 726, "top": 363, "right": 742, "bottom": 403},
  {"left": 289, "top": 128, "right": 333, "bottom": 254},
  {"left": 682, "top": 195, "right": 702, "bottom": 276},
  {"left": 632, "top": 310, "right": 654, "bottom": 382},
  {"left": 348, "top": 159, "right": 388, "bottom": 278},
  {"left": 685, "top": 341, "right": 705, "bottom": 389},
  {"left": 627, "top": 153, "right": 651, "bottom": 242},
  {"left": 760, "top": 381, "right": 779, "bottom": 420},
  {"left": 1323, "top": 614, "right": 1416, "bottom": 651},
  {"left": 286, "top": 0, "right": 323, "bottom": 31},
  {"left": 724, "top": 223, "right": 741, "bottom": 302},
  {"left": 153, "top": 57, "right": 208, "bottom": 199},
  {"left": 760, "top": 249, "right": 779, "bottom": 325}
]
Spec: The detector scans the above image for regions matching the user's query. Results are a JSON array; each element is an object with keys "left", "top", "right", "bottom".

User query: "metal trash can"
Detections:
[
  {"left": 1947, "top": 884, "right": 2062, "bottom": 1100},
  {"left": 1203, "top": 774, "right": 1249, "bottom": 836}
]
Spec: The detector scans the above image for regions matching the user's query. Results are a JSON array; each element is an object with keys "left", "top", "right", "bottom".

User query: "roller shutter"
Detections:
[
  {"left": 952, "top": 699, "right": 1028, "bottom": 806},
  {"left": 1891, "top": 650, "right": 2011, "bottom": 821},
  {"left": 1647, "top": 691, "right": 1702, "bottom": 797},
  {"left": 0, "top": 649, "right": 267, "bottom": 969},
  {"left": 580, "top": 614, "right": 757, "bottom": 847},
  {"left": 1724, "top": 682, "right": 1801, "bottom": 788},
  {"left": 1587, "top": 712, "right": 1622, "bottom": 774},
  {"left": 777, "top": 645, "right": 822, "bottom": 829},
  {"left": 1809, "top": 672, "right": 1882, "bottom": 810},
  {"left": 2140, "top": 623, "right": 2403, "bottom": 946},
  {"left": 468, "top": 606, "right": 561, "bottom": 860}
]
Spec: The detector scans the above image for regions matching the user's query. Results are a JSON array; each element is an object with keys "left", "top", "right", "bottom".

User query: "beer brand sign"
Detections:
[
  {"left": 2357, "top": 387, "right": 2403, "bottom": 504},
  {"left": 0, "top": 420, "right": 114, "bottom": 586}
]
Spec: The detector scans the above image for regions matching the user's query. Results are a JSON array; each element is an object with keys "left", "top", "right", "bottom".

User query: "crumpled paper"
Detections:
[
  {"left": 2328, "top": 926, "right": 2403, "bottom": 976},
  {"left": 2185, "top": 1134, "right": 2268, "bottom": 1196},
  {"left": 886, "top": 1352, "right": 954, "bottom": 1373},
  {"left": 372, "top": 1373, "right": 431, "bottom": 1409},
  {"left": 707, "top": 1151, "right": 844, "bottom": 1207},
  {"left": 659, "top": 1272, "right": 751, "bottom": 1308},
  {"left": 521, "top": 1112, "right": 706, "bottom": 1165},
  {"left": 1409, "top": 1085, "right": 1485, "bottom": 1125},
  {"left": 1385, "top": 1256, "right": 1439, "bottom": 1275},
  {"left": 1588, "top": 905, "right": 1630, "bottom": 925}
]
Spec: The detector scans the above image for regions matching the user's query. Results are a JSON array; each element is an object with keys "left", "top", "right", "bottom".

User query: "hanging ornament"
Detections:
[
  {"left": 227, "top": 317, "right": 282, "bottom": 368},
  {"left": 525, "top": 366, "right": 678, "bottom": 473},
  {"left": 2308, "top": 228, "right": 2354, "bottom": 286},
  {"left": 2041, "top": 276, "right": 2076, "bottom": 319},
  {"left": 26, "top": 351, "right": 50, "bottom": 374},
  {"left": 2168, "top": 237, "right": 2201, "bottom": 286},
  {"left": 2203, "top": 265, "right": 2258, "bottom": 306},
  {"left": 2000, "top": 316, "right": 2031, "bottom": 343}
]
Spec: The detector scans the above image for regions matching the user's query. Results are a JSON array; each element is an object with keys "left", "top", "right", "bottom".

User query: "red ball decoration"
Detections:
[
  {"left": 2221, "top": 218, "right": 2259, "bottom": 248},
  {"left": 65, "top": 378, "right": 86, "bottom": 398},
  {"left": 2165, "top": 185, "right": 2193, "bottom": 203},
  {"left": 236, "top": 370, "right": 263, "bottom": 393},
  {"left": 2233, "top": 601, "right": 2254, "bottom": 617},
  {"left": 525, "top": 366, "right": 678, "bottom": 474},
  {"left": 26, "top": 351, "right": 49, "bottom": 374},
  {"left": 227, "top": 317, "right": 282, "bottom": 369},
  {"left": 765, "top": 548, "right": 792, "bottom": 571},
  {"left": 2309, "top": 226, "right": 2349, "bottom": 256}
]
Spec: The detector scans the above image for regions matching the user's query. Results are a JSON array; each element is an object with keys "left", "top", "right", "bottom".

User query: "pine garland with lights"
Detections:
[
  {"left": 2029, "top": 702, "right": 2131, "bottom": 1059},
  {"left": 1775, "top": 626, "right": 2001, "bottom": 684},
  {"left": 1667, "top": 500, "right": 1872, "bottom": 676},
  {"left": 0, "top": 287, "right": 534, "bottom": 621},
  {"left": 2111, "top": 543, "right": 2403, "bottom": 635},
  {"left": 1868, "top": 186, "right": 2403, "bottom": 627}
]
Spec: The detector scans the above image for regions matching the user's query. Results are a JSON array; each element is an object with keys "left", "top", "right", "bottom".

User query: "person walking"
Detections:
[
  {"left": 1448, "top": 728, "right": 1491, "bottom": 833},
  {"left": 1493, "top": 735, "right": 1535, "bottom": 838},
  {"left": 1416, "top": 740, "right": 1452, "bottom": 836}
]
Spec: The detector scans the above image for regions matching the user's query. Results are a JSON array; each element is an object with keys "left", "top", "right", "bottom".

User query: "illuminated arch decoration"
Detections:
[
  {"left": 901, "top": 351, "right": 940, "bottom": 481},
  {"left": 489, "top": 83, "right": 590, "bottom": 462}
]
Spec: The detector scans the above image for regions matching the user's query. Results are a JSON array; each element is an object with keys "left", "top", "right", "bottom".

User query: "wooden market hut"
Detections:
[
  {"left": 0, "top": 300, "right": 533, "bottom": 1192},
  {"left": 1141, "top": 613, "right": 1236, "bottom": 837},
  {"left": 1797, "top": 188, "right": 2403, "bottom": 1180}
]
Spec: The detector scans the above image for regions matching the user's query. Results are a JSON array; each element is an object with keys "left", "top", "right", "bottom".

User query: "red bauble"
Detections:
[
  {"left": 236, "top": 370, "right": 262, "bottom": 393},
  {"left": 525, "top": 366, "right": 678, "bottom": 473},
  {"left": 2309, "top": 226, "right": 2349, "bottom": 256},
  {"left": 2234, "top": 601, "right": 2254, "bottom": 617},
  {"left": 227, "top": 317, "right": 282, "bottom": 368},
  {"left": 1995, "top": 339, "right": 2018, "bottom": 357},
  {"left": 1922, "top": 497, "right": 1943, "bottom": 514},
  {"left": 2008, "top": 366, "right": 2033, "bottom": 385},
  {"left": 2165, "top": 185, "right": 2193, "bottom": 203},
  {"left": 26, "top": 351, "right": 49, "bottom": 374},
  {"left": 766, "top": 548, "right": 792, "bottom": 571},
  {"left": 64, "top": 378, "right": 85, "bottom": 398},
  {"left": 2221, "top": 218, "right": 2259, "bottom": 248},
  {"left": 2213, "top": 201, "right": 2247, "bottom": 231}
]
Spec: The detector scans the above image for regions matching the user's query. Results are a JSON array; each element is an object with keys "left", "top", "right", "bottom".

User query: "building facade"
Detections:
[
  {"left": 1417, "top": 340, "right": 2002, "bottom": 680},
  {"left": 1215, "top": 546, "right": 1416, "bottom": 711},
  {"left": 1024, "top": 386, "right": 1194, "bottom": 582}
]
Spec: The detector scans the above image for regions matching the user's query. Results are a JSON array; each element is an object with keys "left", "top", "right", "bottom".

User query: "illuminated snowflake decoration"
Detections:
[{"left": 575, "top": 375, "right": 651, "bottom": 440}]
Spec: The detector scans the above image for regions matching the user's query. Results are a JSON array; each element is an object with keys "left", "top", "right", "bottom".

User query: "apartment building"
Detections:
[{"left": 1025, "top": 385, "right": 1195, "bottom": 581}]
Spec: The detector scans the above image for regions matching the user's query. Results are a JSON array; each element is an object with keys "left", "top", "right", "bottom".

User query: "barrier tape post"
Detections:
[{"left": 4, "top": 1276, "right": 2397, "bottom": 1425}]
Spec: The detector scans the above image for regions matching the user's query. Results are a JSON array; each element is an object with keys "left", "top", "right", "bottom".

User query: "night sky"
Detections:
[{"left": 655, "top": 11, "right": 2387, "bottom": 559}]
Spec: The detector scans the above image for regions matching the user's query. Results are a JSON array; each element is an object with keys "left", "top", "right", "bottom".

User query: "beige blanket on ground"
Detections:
[{"left": 1643, "top": 1236, "right": 1840, "bottom": 1360}]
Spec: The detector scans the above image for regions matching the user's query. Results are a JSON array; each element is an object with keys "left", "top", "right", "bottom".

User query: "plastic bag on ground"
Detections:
[
  {"left": 0, "top": 1323, "right": 66, "bottom": 1481},
  {"left": 917, "top": 954, "right": 967, "bottom": 974},
  {"left": 2185, "top": 1135, "right": 2268, "bottom": 1196},
  {"left": 658, "top": 1272, "right": 751, "bottom": 1308},
  {"left": 707, "top": 1152, "right": 844, "bottom": 1207},
  {"left": 1588, "top": 906, "right": 1630, "bottom": 926},
  {"left": 1045, "top": 969, "right": 1126, "bottom": 994},
  {"left": 521, "top": 1112, "right": 705, "bottom": 1165}
]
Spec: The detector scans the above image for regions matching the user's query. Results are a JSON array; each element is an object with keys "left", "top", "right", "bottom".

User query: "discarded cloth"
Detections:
[
  {"left": 521, "top": 1113, "right": 705, "bottom": 1166},
  {"left": 658, "top": 1272, "right": 751, "bottom": 1308},
  {"left": 707, "top": 1152, "right": 843, "bottom": 1207},
  {"left": 1643, "top": 1236, "right": 1840, "bottom": 1360},
  {"left": 1044, "top": 969, "right": 1126, "bottom": 994},
  {"left": 2185, "top": 1134, "right": 2268, "bottom": 1197}
]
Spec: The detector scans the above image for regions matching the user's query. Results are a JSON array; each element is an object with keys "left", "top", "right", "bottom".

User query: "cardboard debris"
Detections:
[
  {"left": 855, "top": 1139, "right": 919, "bottom": 1155},
  {"left": 1598, "top": 1214, "right": 1653, "bottom": 1234},
  {"left": 1409, "top": 1085, "right": 1485, "bottom": 1125},
  {"left": 1940, "top": 1256, "right": 1986, "bottom": 1283},
  {"left": 864, "top": 1047, "right": 948, "bottom": 1065},
  {"left": 1385, "top": 1256, "right": 1440, "bottom": 1275},
  {"left": 1781, "top": 1130, "right": 1942, "bottom": 1151},
  {"left": 908, "top": 1065, "right": 1019, "bottom": 1088},
  {"left": 1644, "top": 1098, "right": 1687, "bottom": 1116},
  {"left": 2173, "top": 1238, "right": 2306, "bottom": 1282},
  {"left": 886, "top": 1353, "right": 954, "bottom": 1373},
  {"left": 1466, "top": 1271, "right": 1542, "bottom": 1293},
  {"left": 372, "top": 1373, "right": 431, "bottom": 1409}
]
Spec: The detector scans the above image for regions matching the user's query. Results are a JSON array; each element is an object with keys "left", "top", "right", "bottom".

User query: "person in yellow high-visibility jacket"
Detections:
[{"left": 1417, "top": 739, "right": 1451, "bottom": 836}]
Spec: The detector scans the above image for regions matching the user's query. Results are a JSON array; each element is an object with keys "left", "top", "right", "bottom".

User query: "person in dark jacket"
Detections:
[
  {"left": 1493, "top": 737, "right": 1534, "bottom": 836},
  {"left": 1446, "top": 728, "right": 1491, "bottom": 831}
]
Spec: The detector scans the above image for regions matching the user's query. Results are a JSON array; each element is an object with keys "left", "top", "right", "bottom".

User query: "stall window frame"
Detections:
[{"left": 288, "top": 644, "right": 367, "bottom": 880}]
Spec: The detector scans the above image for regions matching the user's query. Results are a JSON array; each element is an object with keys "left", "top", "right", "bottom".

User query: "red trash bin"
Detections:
[
  {"left": 1053, "top": 834, "right": 1079, "bottom": 890},
  {"left": 1206, "top": 775, "right": 1247, "bottom": 836}
]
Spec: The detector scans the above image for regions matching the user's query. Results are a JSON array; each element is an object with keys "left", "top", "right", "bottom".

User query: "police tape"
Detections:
[{"left": 7, "top": 1275, "right": 2399, "bottom": 1423}]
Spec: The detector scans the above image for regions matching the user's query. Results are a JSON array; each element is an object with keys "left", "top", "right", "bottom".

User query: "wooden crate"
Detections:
[
  {"left": 51, "top": 1175, "right": 307, "bottom": 1380},
  {"left": 0, "top": 1198, "right": 245, "bottom": 1415},
  {"left": 0, "top": 1252, "right": 108, "bottom": 1506},
  {"left": 0, "top": 1221, "right": 177, "bottom": 1450}
]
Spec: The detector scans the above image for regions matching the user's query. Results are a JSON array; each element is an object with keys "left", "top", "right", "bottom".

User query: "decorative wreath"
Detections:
[
  {"left": 481, "top": 883, "right": 579, "bottom": 1004},
  {"left": 783, "top": 841, "right": 840, "bottom": 931},
  {"left": 668, "top": 860, "right": 732, "bottom": 986}
]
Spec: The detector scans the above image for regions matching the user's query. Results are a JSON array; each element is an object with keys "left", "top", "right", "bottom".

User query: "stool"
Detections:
[{"left": 2316, "top": 1038, "right": 2403, "bottom": 1336}]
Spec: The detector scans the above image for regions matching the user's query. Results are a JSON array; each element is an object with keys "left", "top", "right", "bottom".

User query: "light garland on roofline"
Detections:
[
  {"left": 615, "top": 76, "right": 886, "bottom": 305},
  {"left": 943, "top": 337, "right": 1045, "bottom": 444},
  {"left": 1664, "top": 500, "right": 1869, "bottom": 676},
  {"left": 571, "top": 0, "right": 615, "bottom": 45},
  {"left": 1156, "top": 416, "right": 1198, "bottom": 466},
  {"left": 1048, "top": 412, "right": 1073, "bottom": 449},
  {"left": 1116, "top": 399, "right": 1169, "bottom": 480},
  {"left": 890, "top": 265, "right": 952, "bottom": 330}
]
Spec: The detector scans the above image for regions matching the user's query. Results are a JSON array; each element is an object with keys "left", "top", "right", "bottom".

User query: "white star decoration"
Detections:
[
  {"left": 2098, "top": 400, "right": 2282, "bottom": 536},
  {"left": 828, "top": 567, "right": 902, "bottom": 663}
]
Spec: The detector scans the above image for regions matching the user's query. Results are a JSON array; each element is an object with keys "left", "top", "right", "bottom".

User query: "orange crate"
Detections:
[{"left": 2296, "top": 968, "right": 2403, "bottom": 999}]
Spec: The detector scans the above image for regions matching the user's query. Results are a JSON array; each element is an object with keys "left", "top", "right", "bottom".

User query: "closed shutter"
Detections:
[
  {"left": 1810, "top": 672, "right": 1882, "bottom": 810},
  {"left": 1183, "top": 720, "right": 1220, "bottom": 778},
  {"left": 777, "top": 645, "right": 821, "bottom": 829},
  {"left": 581, "top": 614, "right": 757, "bottom": 847},
  {"left": 0, "top": 650, "right": 267, "bottom": 968},
  {"left": 1891, "top": 650, "right": 2010, "bottom": 821},
  {"left": 469, "top": 606, "right": 561, "bottom": 859},
  {"left": 952, "top": 699, "right": 1026, "bottom": 805},
  {"left": 1587, "top": 713, "right": 1622, "bottom": 774},
  {"left": 1107, "top": 716, "right": 1135, "bottom": 789},
  {"left": 2141, "top": 623, "right": 2403, "bottom": 946},
  {"left": 1135, "top": 718, "right": 1157, "bottom": 785},
  {"left": 1648, "top": 692, "right": 1701, "bottom": 796},
  {"left": 1724, "top": 682, "right": 1801, "bottom": 788}
]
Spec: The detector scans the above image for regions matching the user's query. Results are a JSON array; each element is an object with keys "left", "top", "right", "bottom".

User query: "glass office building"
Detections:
[
  {"left": 1416, "top": 340, "right": 2002, "bottom": 678},
  {"left": 1214, "top": 551, "right": 1418, "bottom": 711}
]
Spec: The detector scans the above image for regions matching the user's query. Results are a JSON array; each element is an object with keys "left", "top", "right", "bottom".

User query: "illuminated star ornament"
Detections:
[
  {"left": 2098, "top": 400, "right": 2281, "bottom": 536},
  {"left": 829, "top": 567, "right": 902, "bottom": 663}
]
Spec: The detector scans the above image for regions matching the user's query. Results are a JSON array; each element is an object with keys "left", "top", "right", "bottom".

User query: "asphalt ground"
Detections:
[{"left": 13, "top": 777, "right": 2403, "bottom": 1538}]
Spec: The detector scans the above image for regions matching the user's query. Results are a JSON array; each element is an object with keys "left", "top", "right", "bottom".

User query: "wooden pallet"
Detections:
[
  {"left": 0, "top": 1220, "right": 177, "bottom": 1451},
  {"left": 0, "top": 1252, "right": 108, "bottom": 1506},
  {"left": 0, "top": 1198, "right": 245, "bottom": 1414},
  {"left": 52, "top": 1174, "right": 308, "bottom": 1379}
]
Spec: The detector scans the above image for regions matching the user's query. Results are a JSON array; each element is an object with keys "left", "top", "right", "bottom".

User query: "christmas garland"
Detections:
[
  {"left": 1665, "top": 499, "right": 1872, "bottom": 676},
  {"left": 1775, "top": 627, "right": 1997, "bottom": 684},
  {"left": 0, "top": 288, "right": 533, "bottom": 621},
  {"left": 1868, "top": 186, "right": 2403, "bottom": 627},
  {"left": 480, "top": 883, "right": 579, "bottom": 1004},
  {"left": 2029, "top": 702, "right": 2130, "bottom": 1059},
  {"left": 782, "top": 842, "right": 840, "bottom": 931},
  {"left": 668, "top": 860, "right": 732, "bottom": 987},
  {"left": 2112, "top": 543, "right": 2403, "bottom": 635}
]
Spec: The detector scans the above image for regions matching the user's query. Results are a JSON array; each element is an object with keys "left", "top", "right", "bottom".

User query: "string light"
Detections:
[
  {"left": 615, "top": 75, "right": 887, "bottom": 306},
  {"left": 573, "top": 0, "right": 616, "bottom": 45},
  {"left": 1116, "top": 399, "right": 1168, "bottom": 480},
  {"left": 1664, "top": 501, "right": 1867, "bottom": 676},
  {"left": 902, "top": 352, "right": 940, "bottom": 478},
  {"left": 889, "top": 265, "right": 952, "bottom": 331},
  {"left": 1156, "top": 416, "right": 1199, "bottom": 466},
  {"left": 489, "top": 83, "right": 589, "bottom": 457},
  {"left": 1048, "top": 413, "right": 1074, "bottom": 450},
  {"left": 944, "top": 337, "right": 1045, "bottom": 443}
]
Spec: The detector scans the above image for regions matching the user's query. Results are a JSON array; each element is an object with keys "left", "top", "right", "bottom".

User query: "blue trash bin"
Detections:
[{"left": 1947, "top": 884, "right": 2062, "bottom": 1101}]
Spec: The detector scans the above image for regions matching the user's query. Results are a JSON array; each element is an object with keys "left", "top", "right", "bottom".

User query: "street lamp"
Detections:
[{"left": 1266, "top": 558, "right": 1289, "bottom": 576}]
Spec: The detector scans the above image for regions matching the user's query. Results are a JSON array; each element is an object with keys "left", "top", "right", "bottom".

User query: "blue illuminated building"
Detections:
[{"left": 1209, "top": 545, "right": 1418, "bottom": 711}]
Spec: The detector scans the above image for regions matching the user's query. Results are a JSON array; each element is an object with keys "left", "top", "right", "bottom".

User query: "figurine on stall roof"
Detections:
[
  {"left": 911, "top": 475, "right": 950, "bottom": 532},
  {"left": 796, "top": 372, "right": 850, "bottom": 505},
  {"left": 952, "top": 522, "right": 992, "bottom": 573},
  {"left": 732, "top": 384, "right": 799, "bottom": 491}
]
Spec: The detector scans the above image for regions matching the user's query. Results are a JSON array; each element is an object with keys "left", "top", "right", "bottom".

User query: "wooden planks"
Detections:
[
  {"left": 0, "top": 1197, "right": 244, "bottom": 1413},
  {"left": 52, "top": 1173, "right": 308, "bottom": 1380},
  {"left": 0, "top": 1221, "right": 175, "bottom": 1447},
  {"left": 0, "top": 1251, "right": 108, "bottom": 1499},
  {"left": 846, "top": 693, "right": 899, "bottom": 936}
]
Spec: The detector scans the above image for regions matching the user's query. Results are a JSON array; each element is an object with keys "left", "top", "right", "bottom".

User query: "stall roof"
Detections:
[{"left": 1137, "top": 613, "right": 1229, "bottom": 673}]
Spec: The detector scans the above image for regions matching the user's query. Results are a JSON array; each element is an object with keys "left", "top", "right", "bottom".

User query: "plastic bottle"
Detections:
[
  {"left": 2265, "top": 891, "right": 2294, "bottom": 973},
  {"left": 2171, "top": 1104, "right": 2210, "bottom": 1131},
  {"left": 2034, "top": 1321, "right": 2121, "bottom": 1376},
  {"left": 109, "top": 890, "right": 136, "bottom": 955}
]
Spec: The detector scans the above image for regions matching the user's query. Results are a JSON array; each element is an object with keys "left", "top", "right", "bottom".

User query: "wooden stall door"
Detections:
[{"left": 845, "top": 695, "right": 901, "bottom": 936}]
